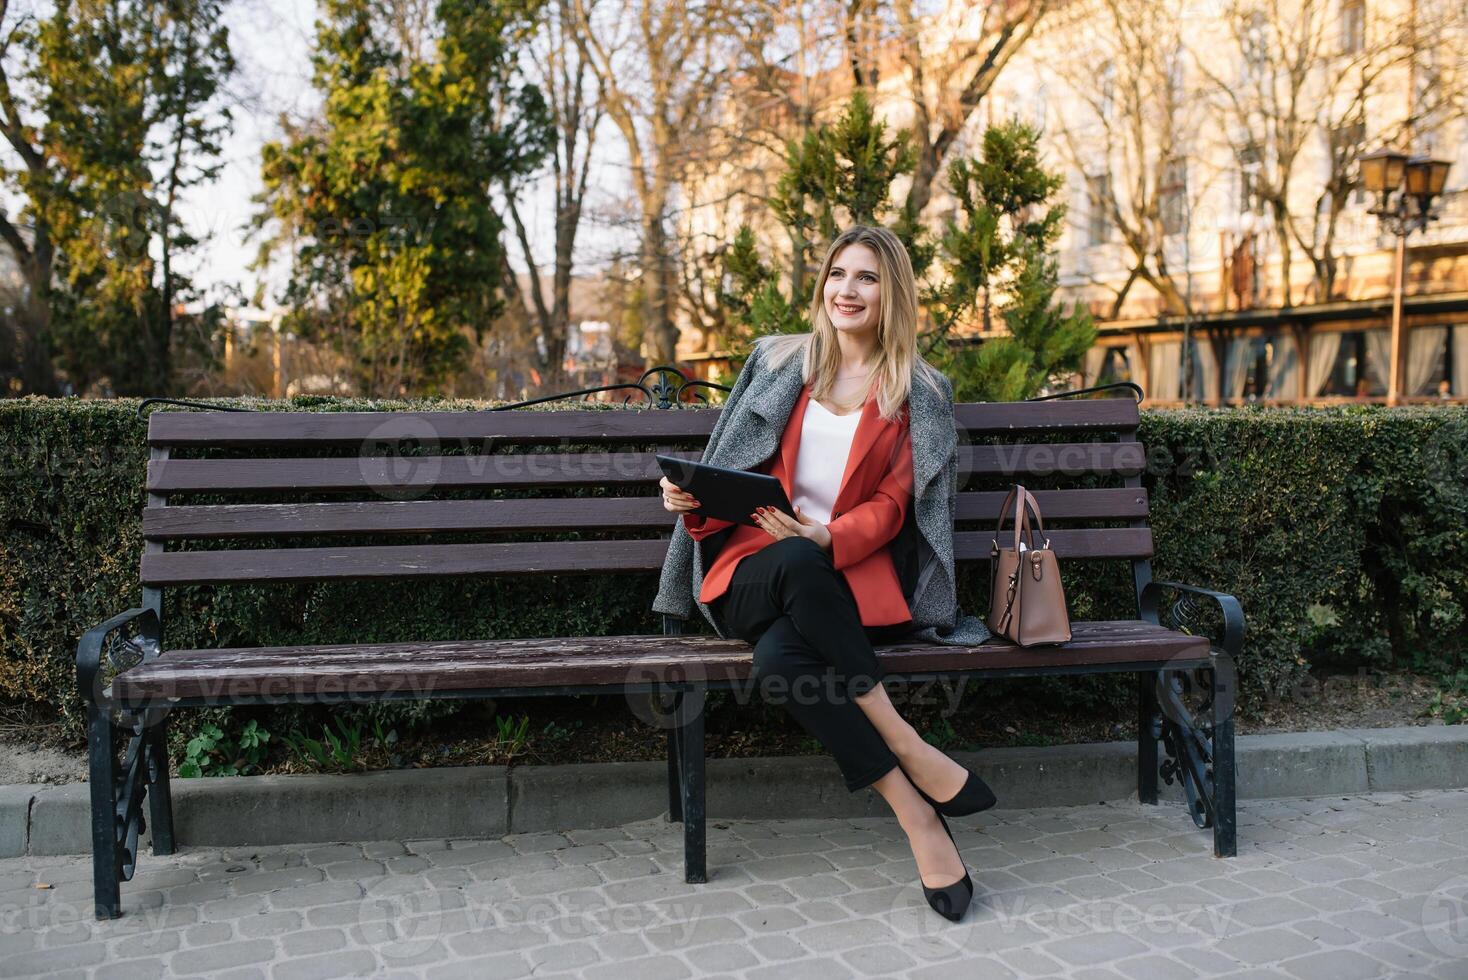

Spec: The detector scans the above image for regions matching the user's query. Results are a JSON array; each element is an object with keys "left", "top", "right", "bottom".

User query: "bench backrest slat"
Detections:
[
  {"left": 138, "top": 527, "right": 1154, "bottom": 586},
  {"left": 141, "top": 487, "right": 1149, "bottom": 540},
  {"left": 144, "top": 398, "right": 1139, "bottom": 447},
  {"left": 146, "top": 443, "right": 1142, "bottom": 494},
  {"left": 141, "top": 399, "right": 1152, "bottom": 586}
]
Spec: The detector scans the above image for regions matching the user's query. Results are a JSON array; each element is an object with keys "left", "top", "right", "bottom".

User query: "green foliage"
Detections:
[
  {"left": 255, "top": 0, "right": 552, "bottom": 396},
  {"left": 281, "top": 715, "right": 378, "bottom": 773},
  {"left": 923, "top": 122, "right": 1097, "bottom": 402},
  {"left": 1422, "top": 669, "right": 1468, "bottom": 725},
  {"left": 179, "top": 719, "right": 271, "bottom": 778},
  {"left": 1, "top": 0, "right": 235, "bottom": 395},
  {"left": 724, "top": 102, "right": 1092, "bottom": 402},
  {"left": 494, "top": 712, "right": 532, "bottom": 756},
  {"left": 3, "top": 398, "right": 1465, "bottom": 746}
]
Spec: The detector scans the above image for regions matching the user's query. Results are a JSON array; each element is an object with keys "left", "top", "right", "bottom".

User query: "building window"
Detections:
[
  {"left": 1094, "top": 346, "right": 1134, "bottom": 385},
  {"left": 1406, "top": 324, "right": 1468, "bottom": 397},
  {"left": 1341, "top": 0, "right": 1365, "bottom": 55},
  {"left": 1160, "top": 158, "right": 1187, "bottom": 236},
  {"left": 1313, "top": 329, "right": 1390, "bottom": 397},
  {"left": 1242, "top": 11, "right": 1269, "bottom": 86},
  {"left": 1087, "top": 174, "right": 1112, "bottom": 245},
  {"left": 1225, "top": 332, "right": 1299, "bottom": 400},
  {"left": 1330, "top": 119, "right": 1367, "bottom": 205},
  {"left": 1146, "top": 339, "right": 1212, "bottom": 401},
  {"left": 1239, "top": 144, "right": 1265, "bottom": 214}
]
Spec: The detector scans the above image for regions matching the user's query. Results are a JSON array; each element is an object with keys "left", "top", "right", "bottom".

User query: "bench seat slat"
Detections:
[
  {"left": 138, "top": 529, "right": 1154, "bottom": 585},
  {"left": 141, "top": 488, "right": 1149, "bottom": 540},
  {"left": 110, "top": 620, "right": 1207, "bottom": 702}
]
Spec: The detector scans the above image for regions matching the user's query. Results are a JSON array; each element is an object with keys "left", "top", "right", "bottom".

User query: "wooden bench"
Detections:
[{"left": 79, "top": 386, "right": 1242, "bottom": 920}]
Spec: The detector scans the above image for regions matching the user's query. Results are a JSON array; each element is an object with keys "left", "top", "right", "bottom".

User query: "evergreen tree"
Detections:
[
  {"left": 922, "top": 121, "right": 1096, "bottom": 402},
  {"left": 256, "top": 0, "right": 552, "bottom": 396},
  {"left": 722, "top": 104, "right": 1093, "bottom": 402},
  {"left": 0, "top": 0, "right": 234, "bottom": 394}
]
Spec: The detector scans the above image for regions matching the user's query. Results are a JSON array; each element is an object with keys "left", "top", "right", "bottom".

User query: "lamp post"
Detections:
[{"left": 1360, "top": 148, "right": 1452, "bottom": 405}]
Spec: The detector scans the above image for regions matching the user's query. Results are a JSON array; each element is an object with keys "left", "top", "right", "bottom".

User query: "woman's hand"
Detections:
[
  {"left": 753, "top": 504, "right": 833, "bottom": 554},
  {"left": 660, "top": 475, "right": 700, "bottom": 514}
]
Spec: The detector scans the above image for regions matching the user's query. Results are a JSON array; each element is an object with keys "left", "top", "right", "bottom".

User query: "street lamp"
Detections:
[{"left": 1361, "top": 148, "right": 1453, "bottom": 405}]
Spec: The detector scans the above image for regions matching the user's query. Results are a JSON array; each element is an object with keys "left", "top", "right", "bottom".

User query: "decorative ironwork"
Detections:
[
  {"left": 1027, "top": 381, "right": 1145, "bottom": 404},
  {"left": 1166, "top": 591, "right": 1205, "bottom": 638},
  {"left": 1138, "top": 580, "right": 1242, "bottom": 856},
  {"left": 102, "top": 629, "right": 151, "bottom": 674},
  {"left": 136, "top": 397, "right": 257, "bottom": 420},
  {"left": 488, "top": 365, "right": 730, "bottom": 411},
  {"left": 1152, "top": 667, "right": 1219, "bottom": 829}
]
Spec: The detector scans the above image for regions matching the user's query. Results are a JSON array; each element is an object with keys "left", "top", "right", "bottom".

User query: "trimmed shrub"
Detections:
[{"left": 2, "top": 396, "right": 1464, "bottom": 742}]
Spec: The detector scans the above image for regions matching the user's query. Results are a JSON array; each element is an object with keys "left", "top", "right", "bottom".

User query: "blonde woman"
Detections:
[{"left": 653, "top": 225, "right": 995, "bottom": 922}]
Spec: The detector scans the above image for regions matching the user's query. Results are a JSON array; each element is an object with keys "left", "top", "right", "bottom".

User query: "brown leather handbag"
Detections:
[{"left": 987, "top": 485, "right": 1072, "bottom": 646}]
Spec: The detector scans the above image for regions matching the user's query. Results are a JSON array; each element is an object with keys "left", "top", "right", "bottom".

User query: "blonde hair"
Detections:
[{"left": 758, "top": 224, "right": 950, "bottom": 423}]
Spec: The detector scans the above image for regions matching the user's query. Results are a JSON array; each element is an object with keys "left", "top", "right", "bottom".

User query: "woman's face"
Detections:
[{"left": 823, "top": 243, "right": 882, "bottom": 338}]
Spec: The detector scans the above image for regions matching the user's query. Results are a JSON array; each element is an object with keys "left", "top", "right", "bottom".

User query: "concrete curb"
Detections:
[{"left": 3, "top": 724, "right": 1465, "bottom": 858}]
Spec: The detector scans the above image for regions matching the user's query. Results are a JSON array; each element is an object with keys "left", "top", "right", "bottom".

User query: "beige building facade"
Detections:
[{"left": 679, "top": 0, "right": 1468, "bottom": 405}]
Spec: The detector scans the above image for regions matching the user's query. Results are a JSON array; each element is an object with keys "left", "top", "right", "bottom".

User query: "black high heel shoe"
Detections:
[
  {"left": 899, "top": 757, "right": 998, "bottom": 817},
  {"left": 920, "top": 808, "right": 973, "bottom": 922}
]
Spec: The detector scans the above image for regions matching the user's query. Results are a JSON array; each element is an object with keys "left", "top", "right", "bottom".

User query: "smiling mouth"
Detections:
[{"left": 834, "top": 304, "right": 864, "bottom": 315}]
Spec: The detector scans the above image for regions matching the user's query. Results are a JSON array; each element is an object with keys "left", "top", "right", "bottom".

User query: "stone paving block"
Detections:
[
  {"left": 1278, "top": 948, "right": 1395, "bottom": 980},
  {"left": 270, "top": 949, "right": 380, "bottom": 980},
  {"left": 169, "top": 938, "right": 277, "bottom": 974},
  {"left": 278, "top": 927, "right": 347, "bottom": 957},
  {"left": 1210, "top": 926, "right": 1325, "bottom": 966},
  {"left": 685, "top": 940, "right": 760, "bottom": 972},
  {"left": 1109, "top": 953, "right": 1198, "bottom": 980},
  {"left": 6, "top": 788, "right": 1468, "bottom": 980}
]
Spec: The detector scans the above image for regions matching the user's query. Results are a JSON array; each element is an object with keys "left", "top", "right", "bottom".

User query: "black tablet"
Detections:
[{"left": 655, "top": 454, "right": 796, "bottom": 527}]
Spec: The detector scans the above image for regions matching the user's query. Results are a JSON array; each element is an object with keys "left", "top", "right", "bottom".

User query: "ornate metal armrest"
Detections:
[
  {"left": 77, "top": 608, "right": 161, "bottom": 708},
  {"left": 1139, "top": 580, "right": 1244, "bottom": 660}
]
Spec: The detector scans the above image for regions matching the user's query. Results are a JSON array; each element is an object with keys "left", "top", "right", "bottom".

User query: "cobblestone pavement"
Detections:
[{"left": 2, "top": 789, "right": 1467, "bottom": 979}]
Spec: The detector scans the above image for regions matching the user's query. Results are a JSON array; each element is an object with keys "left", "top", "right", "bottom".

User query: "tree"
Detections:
[
  {"left": 1195, "top": 0, "right": 1430, "bottom": 304},
  {"left": 892, "top": 0, "right": 1052, "bottom": 224},
  {"left": 0, "top": 0, "right": 233, "bottom": 394},
  {"left": 723, "top": 94, "right": 1092, "bottom": 401},
  {"left": 500, "top": 0, "right": 604, "bottom": 393},
  {"left": 568, "top": 0, "right": 739, "bottom": 367},
  {"left": 921, "top": 121, "right": 1096, "bottom": 402},
  {"left": 256, "top": 0, "right": 552, "bottom": 396},
  {"left": 1045, "top": 0, "right": 1202, "bottom": 319}
]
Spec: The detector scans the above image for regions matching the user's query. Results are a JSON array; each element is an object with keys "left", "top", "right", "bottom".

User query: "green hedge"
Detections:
[{"left": 2, "top": 396, "right": 1464, "bottom": 742}]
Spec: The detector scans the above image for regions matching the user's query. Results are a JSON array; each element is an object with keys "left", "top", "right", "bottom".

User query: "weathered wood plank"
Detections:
[
  {"left": 138, "top": 528, "right": 1153, "bottom": 584},
  {"left": 141, "top": 488, "right": 1149, "bottom": 539},
  {"left": 111, "top": 620, "right": 1207, "bottom": 702},
  {"left": 146, "top": 399, "right": 1138, "bottom": 448}
]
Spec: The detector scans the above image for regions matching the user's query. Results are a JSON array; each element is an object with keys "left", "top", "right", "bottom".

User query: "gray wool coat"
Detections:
[{"left": 651, "top": 335, "right": 992, "bottom": 647}]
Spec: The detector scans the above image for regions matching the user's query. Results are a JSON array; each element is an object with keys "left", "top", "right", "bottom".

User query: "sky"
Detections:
[{"left": 176, "top": 0, "right": 637, "bottom": 310}]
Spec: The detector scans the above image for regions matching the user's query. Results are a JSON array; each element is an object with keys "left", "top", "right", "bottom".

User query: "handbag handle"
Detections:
[{"left": 992, "top": 484, "right": 1045, "bottom": 553}]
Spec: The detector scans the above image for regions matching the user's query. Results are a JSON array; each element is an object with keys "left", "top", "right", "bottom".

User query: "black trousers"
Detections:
[{"left": 711, "top": 535, "right": 913, "bottom": 792}]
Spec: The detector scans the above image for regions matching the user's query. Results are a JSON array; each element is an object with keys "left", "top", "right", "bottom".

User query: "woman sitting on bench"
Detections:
[{"left": 657, "top": 224, "right": 996, "bottom": 923}]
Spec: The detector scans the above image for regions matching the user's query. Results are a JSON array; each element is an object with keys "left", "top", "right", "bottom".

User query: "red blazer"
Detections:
[{"left": 682, "top": 380, "right": 915, "bottom": 626}]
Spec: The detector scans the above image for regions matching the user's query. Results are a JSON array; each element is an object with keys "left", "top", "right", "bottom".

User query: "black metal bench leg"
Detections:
[
  {"left": 1138, "top": 671, "right": 1159, "bottom": 805},
  {"left": 666, "top": 721, "right": 683, "bottom": 823},
  {"left": 677, "top": 685, "right": 706, "bottom": 883},
  {"left": 145, "top": 712, "right": 176, "bottom": 856},
  {"left": 87, "top": 705, "right": 121, "bottom": 920},
  {"left": 1211, "top": 657, "right": 1238, "bottom": 858}
]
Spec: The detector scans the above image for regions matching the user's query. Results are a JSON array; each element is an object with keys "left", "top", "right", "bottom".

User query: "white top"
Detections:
[{"left": 791, "top": 396, "right": 863, "bottom": 524}]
